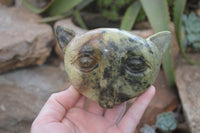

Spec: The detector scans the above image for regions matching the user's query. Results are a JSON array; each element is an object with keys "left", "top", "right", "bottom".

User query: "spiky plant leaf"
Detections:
[
  {"left": 74, "top": 9, "right": 88, "bottom": 29},
  {"left": 120, "top": 1, "right": 141, "bottom": 30},
  {"left": 140, "top": 0, "right": 175, "bottom": 86},
  {"left": 45, "top": 0, "right": 82, "bottom": 16}
]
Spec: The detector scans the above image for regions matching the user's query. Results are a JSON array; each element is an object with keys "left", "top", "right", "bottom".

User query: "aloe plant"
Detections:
[
  {"left": 139, "top": 0, "right": 175, "bottom": 86},
  {"left": 97, "top": 0, "right": 134, "bottom": 21},
  {"left": 120, "top": 1, "right": 141, "bottom": 30},
  {"left": 23, "top": 0, "right": 94, "bottom": 25},
  {"left": 23, "top": 0, "right": 82, "bottom": 15}
]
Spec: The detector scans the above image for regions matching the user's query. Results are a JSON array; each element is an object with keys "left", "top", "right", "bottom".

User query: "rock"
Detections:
[
  {"left": 15, "top": 0, "right": 49, "bottom": 9},
  {"left": 0, "top": 0, "right": 14, "bottom": 6},
  {"left": 0, "top": 6, "right": 54, "bottom": 74},
  {"left": 0, "top": 65, "right": 70, "bottom": 133},
  {"left": 175, "top": 53, "right": 200, "bottom": 133},
  {"left": 15, "top": 0, "right": 24, "bottom": 7},
  {"left": 135, "top": 70, "right": 179, "bottom": 133}
]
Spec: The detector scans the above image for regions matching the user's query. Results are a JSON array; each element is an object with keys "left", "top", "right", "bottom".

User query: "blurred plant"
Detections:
[
  {"left": 111, "top": 0, "right": 200, "bottom": 86},
  {"left": 174, "top": 0, "right": 200, "bottom": 65},
  {"left": 120, "top": 1, "right": 141, "bottom": 30},
  {"left": 140, "top": 124, "right": 156, "bottom": 133},
  {"left": 140, "top": 112, "right": 178, "bottom": 133},
  {"left": 122, "top": 0, "right": 200, "bottom": 86},
  {"left": 23, "top": 0, "right": 94, "bottom": 28},
  {"left": 138, "top": 0, "right": 175, "bottom": 86},
  {"left": 182, "top": 12, "right": 200, "bottom": 52},
  {"left": 97, "top": 0, "right": 135, "bottom": 21},
  {"left": 155, "top": 112, "right": 177, "bottom": 133}
]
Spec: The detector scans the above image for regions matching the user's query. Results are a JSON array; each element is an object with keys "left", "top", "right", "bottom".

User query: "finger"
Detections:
[
  {"left": 118, "top": 86, "right": 155, "bottom": 133},
  {"left": 33, "top": 86, "right": 81, "bottom": 125},
  {"left": 75, "top": 96, "right": 86, "bottom": 108},
  {"left": 104, "top": 102, "right": 126, "bottom": 125},
  {"left": 87, "top": 100, "right": 104, "bottom": 115}
]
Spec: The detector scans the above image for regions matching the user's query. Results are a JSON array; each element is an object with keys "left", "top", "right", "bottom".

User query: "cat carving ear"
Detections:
[
  {"left": 146, "top": 31, "right": 171, "bottom": 54},
  {"left": 56, "top": 25, "right": 76, "bottom": 53}
]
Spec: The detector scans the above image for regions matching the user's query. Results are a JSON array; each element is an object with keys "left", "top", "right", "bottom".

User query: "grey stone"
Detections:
[
  {"left": 15, "top": 0, "right": 49, "bottom": 9},
  {"left": 0, "top": 65, "right": 69, "bottom": 133},
  {"left": 0, "top": 0, "right": 14, "bottom": 6},
  {"left": 0, "top": 6, "right": 54, "bottom": 74},
  {"left": 176, "top": 54, "right": 200, "bottom": 133}
]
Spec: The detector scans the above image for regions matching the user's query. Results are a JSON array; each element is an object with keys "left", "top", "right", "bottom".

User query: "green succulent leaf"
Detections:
[
  {"left": 77, "top": 0, "right": 94, "bottom": 10},
  {"left": 140, "top": 0, "right": 175, "bottom": 86},
  {"left": 174, "top": 0, "right": 200, "bottom": 65},
  {"left": 45, "top": 0, "right": 82, "bottom": 16},
  {"left": 193, "top": 42, "right": 200, "bottom": 52},
  {"left": 156, "top": 112, "right": 177, "bottom": 132},
  {"left": 40, "top": 12, "right": 73, "bottom": 23},
  {"left": 120, "top": 1, "right": 141, "bottom": 30},
  {"left": 40, "top": 0, "right": 94, "bottom": 23},
  {"left": 74, "top": 9, "right": 88, "bottom": 29},
  {"left": 102, "top": 10, "right": 119, "bottom": 21}
]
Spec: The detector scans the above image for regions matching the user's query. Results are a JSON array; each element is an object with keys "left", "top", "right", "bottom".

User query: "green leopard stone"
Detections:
[{"left": 56, "top": 26, "right": 171, "bottom": 108}]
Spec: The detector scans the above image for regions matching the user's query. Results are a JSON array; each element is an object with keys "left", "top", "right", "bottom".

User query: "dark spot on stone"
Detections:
[
  {"left": 143, "top": 81, "right": 147, "bottom": 84},
  {"left": 108, "top": 41, "right": 118, "bottom": 51},
  {"left": 101, "top": 30, "right": 106, "bottom": 34},
  {"left": 146, "top": 84, "right": 151, "bottom": 88},
  {"left": 60, "top": 35, "right": 67, "bottom": 43},
  {"left": 128, "top": 37, "right": 135, "bottom": 43},
  {"left": 125, "top": 76, "right": 142, "bottom": 87},
  {"left": 99, "top": 86, "right": 115, "bottom": 108},
  {"left": 99, "top": 39, "right": 104, "bottom": 44},
  {"left": 120, "top": 38, "right": 124, "bottom": 43},
  {"left": 126, "top": 50, "right": 137, "bottom": 56},
  {"left": 92, "top": 72, "right": 96, "bottom": 76},
  {"left": 116, "top": 93, "right": 130, "bottom": 103},
  {"left": 83, "top": 79, "right": 89, "bottom": 86},
  {"left": 125, "top": 46, "right": 139, "bottom": 52},
  {"left": 144, "top": 42, "right": 153, "bottom": 54},
  {"left": 103, "top": 67, "right": 111, "bottom": 78},
  {"left": 125, "top": 78, "right": 133, "bottom": 85},
  {"left": 119, "top": 57, "right": 127, "bottom": 76},
  {"left": 57, "top": 35, "right": 70, "bottom": 50},
  {"left": 92, "top": 81, "right": 100, "bottom": 89},
  {"left": 119, "top": 67, "right": 125, "bottom": 76},
  {"left": 79, "top": 45, "right": 95, "bottom": 55},
  {"left": 134, "top": 37, "right": 140, "bottom": 41}
]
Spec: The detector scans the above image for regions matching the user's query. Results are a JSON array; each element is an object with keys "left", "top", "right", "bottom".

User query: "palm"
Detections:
[
  {"left": 31, "top": 86, "right": 155, "bottom": 133},
  {"left": 58, "top": 106, "right": 121, "bottom": 133}
]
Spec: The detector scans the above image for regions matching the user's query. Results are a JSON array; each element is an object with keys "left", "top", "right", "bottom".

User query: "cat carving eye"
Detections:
[
  {"left": 125, "top": 56, "right": 147, "bottom": 74},
  {"left": 74, "top": 53, "right": 98, "bottom": 72}
]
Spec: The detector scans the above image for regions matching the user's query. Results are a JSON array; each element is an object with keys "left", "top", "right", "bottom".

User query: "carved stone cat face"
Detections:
[{"left": 56, "top": 26, "right": 171, "bottom": 108}]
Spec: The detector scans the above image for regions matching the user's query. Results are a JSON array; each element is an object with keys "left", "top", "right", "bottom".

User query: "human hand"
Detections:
[{"left": 31, "top": 85, "right": 155, "bottom": 133}]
